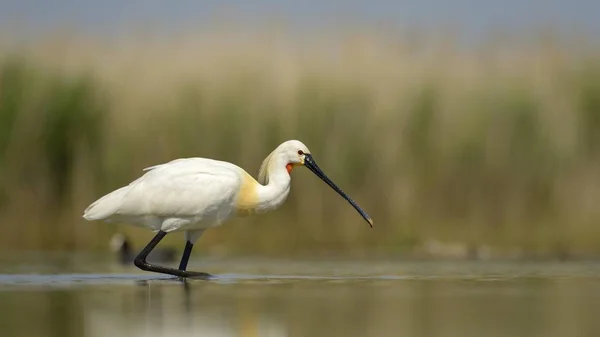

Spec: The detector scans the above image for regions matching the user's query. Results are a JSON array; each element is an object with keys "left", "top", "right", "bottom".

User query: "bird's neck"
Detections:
[
  {"left": 255, "top": 162, "right": 291, "bottom": 214},
  {"left": 235, "top": 155, "right": 292, "bottom": 217}
]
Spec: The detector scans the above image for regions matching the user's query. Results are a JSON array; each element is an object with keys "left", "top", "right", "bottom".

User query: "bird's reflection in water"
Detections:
[
  {"left": 181, "top": 279, "right": 194, "bottom": 332},
  {"left": 125, "top": 277, "right": 287, "bottom": 337},
  {"left": 130, "top": 277, "right": 207, "bottom": 336}
]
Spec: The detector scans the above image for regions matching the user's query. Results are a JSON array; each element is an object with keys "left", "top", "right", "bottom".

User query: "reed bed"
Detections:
[{"left": 0, "top": 27, "right": 599, "bottom": 258}]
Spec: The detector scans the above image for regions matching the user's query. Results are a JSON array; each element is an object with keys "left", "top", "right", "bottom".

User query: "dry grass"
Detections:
[{"left": 0, "top": 27, "right": 599, "bottom": 258}]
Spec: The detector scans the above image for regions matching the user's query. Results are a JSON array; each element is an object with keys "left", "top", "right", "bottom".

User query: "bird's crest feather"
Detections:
[{"left": 257, "top": 149, "right": 277, "bottom": 185}]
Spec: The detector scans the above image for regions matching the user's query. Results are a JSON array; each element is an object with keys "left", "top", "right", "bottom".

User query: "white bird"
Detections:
[{"left": 83, "top": 140, "right": 372, "bottom": 279}]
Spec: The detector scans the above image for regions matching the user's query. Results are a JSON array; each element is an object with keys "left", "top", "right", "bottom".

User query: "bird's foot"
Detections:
[{"left": 180, "top": 271, "right": 214, "bottom": 280}]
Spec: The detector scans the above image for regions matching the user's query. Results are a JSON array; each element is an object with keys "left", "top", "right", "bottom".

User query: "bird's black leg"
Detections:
[
  {"left": 178, "top": 241, "right": 194, "bottom": 271},
  {"left": 134, "top": 230, "right": 212, "bottom": 280}
]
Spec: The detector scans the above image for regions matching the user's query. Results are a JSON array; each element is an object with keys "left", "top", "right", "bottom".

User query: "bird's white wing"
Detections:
[
  {"left": 84, "top": 158, "right": 244, "bottom": 225},
  {"left": 125, "top": 158, "right": 241, "bottom": 217}
]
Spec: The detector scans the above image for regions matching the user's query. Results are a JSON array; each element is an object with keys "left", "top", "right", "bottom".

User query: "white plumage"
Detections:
[{"left": 84, "top": 158, "right": 244, "bottom": 232}]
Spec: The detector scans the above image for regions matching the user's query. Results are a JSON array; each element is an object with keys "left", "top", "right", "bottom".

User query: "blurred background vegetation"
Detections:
[{"left": 0, "top": 26, "right": 599, "bottom": 259}]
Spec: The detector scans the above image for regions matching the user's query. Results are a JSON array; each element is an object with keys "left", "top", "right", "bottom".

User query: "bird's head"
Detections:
[
  {"left": 275, "top": 140, "right": 311, "bottom": 173},
  {"left": 271, "top": 139, "right": 373, "bottom": 228}
]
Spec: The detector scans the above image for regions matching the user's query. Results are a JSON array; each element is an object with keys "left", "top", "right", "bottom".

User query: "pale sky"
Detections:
[{"left": 1, "top": 0, "right": 599, "bottom": 43}]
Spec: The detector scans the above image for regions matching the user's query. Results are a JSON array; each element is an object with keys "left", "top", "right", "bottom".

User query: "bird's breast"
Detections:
[{"left": 234, "top": 172, "right": 261, "bottom": 217}]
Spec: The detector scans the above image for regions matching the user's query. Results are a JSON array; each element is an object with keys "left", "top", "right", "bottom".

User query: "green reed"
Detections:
[{"left": 0, "top": 31, "right": 599, "bottom": 258}]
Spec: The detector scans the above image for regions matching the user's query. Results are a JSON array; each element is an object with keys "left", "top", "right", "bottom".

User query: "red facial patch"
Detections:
[{"left": 286, "top": 163, "right": 294, "bottom": 174}]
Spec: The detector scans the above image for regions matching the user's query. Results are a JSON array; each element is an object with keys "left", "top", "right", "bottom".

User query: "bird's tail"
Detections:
[{"left": 83, "top": 186, "right": 130, "bottom": 221}]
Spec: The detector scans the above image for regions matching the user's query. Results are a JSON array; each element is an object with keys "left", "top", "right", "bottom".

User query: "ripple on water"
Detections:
[
  {"left": 0, "top": 273, "right": 413, "bottom": 288},
  {"left": 0, "top": 268, "right": 598, "bottom": 290}
]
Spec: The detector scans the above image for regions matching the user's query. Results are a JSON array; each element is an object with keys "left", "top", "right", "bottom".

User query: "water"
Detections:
[{"left": 0, "top": 253, "right": 599, "bottom": 337}]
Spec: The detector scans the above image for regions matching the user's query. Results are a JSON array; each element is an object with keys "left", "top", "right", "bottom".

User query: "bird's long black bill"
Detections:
[{"left": 304, "top": 154, "right": 373, "bottom": 227}]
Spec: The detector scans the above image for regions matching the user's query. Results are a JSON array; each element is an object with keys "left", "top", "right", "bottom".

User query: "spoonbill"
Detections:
[{"left": 83, "top": 140, "right": 372, "bottom": 279}]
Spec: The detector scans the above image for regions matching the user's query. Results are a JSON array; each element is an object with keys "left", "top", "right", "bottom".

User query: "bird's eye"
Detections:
[{"left": 297, "top": 150, "right": 304, "bottom": 155}]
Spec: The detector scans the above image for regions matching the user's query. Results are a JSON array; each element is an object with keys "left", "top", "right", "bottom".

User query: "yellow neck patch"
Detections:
[{"left": 235, "top": 172, "right": 260, "bottom": 217}]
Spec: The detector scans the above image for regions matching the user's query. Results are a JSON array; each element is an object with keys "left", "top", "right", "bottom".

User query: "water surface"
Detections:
[{"left": 0, "top": 253, "right": 598, "bottom": 337}]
